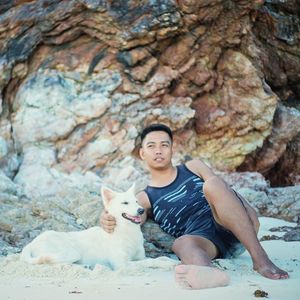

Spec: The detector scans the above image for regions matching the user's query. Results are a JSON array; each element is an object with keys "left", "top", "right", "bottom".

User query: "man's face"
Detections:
[{"left": 139, "top": 131, "right": 173, "bottom": 169}]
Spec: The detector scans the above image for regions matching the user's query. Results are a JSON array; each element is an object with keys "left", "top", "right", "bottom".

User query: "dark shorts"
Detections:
[
  {"left": 184, "top": 218, "right": 245, "bottom": 259},
  {"left": 182, "top": 191, "right": 246, "bottom": 258}
]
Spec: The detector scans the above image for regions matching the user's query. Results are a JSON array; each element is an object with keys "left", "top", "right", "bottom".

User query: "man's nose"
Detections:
[{"left": 155, "top": 147, "right": 162, "bottom": 154}]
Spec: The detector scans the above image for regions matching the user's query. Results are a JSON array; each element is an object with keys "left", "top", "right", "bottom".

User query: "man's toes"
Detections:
[
  {"left": 175, "top": 274, "right": 186, "bottom": 281},
  {"left": 177, "top": 279, "right": 192, "bottom": 289},
  {"left": 257, "top": 267, "right": 288, "bottom": 280},
  {"left": 269, "top": 272, "right": 281, "bottom": 280}
]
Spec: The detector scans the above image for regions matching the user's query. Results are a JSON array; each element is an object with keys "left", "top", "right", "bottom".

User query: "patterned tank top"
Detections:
[{"left": 144, "top": 164, "right": 212, "bottom": 238}]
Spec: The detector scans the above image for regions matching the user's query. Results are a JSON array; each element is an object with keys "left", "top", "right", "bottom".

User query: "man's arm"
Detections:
[
  {"left": 100, "top": 190, "right": 151, "bottom": 232},
  {"left": 136, "top": 191, "right": 151, "bottom": 225},
  {"left": 99, "top": 210, "right": 116, "bottom": 233},
  {"left": 234, "top": 190, "right": 260, "bottom": 232},
  {"left": 185, "top": 159, "right": 217, "bottom": 181}
]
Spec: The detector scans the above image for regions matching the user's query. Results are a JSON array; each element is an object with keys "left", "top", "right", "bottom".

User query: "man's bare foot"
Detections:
[
  {"left": 254, "top": 257, "right": 289, "bottom": 280},
  {"left": 175, "top": 264, "right": 230, "bottom": 289}
]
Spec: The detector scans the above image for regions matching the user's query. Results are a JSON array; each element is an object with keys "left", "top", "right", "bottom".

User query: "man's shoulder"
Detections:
[
  {"left": 136, "top": 190, "right": 151, "bottom": 208},
  {"left": 136, "top": 190, "right": 148, "bottom": 198}
]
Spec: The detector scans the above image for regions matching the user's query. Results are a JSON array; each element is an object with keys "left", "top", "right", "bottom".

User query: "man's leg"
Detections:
[
  {"left": 203, "top": 176, "right": 288, "bottom": 280},
  {"left": 172, "top": 235, "right": 230, "bottom": 289}
]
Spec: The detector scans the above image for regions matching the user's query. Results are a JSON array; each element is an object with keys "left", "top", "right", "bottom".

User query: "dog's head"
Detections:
[{"left": 101, "top": 183, "right": 144, "bottom": 225}]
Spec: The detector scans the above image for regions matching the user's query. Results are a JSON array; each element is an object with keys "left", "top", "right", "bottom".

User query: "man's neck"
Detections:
[{"left": 149, "top": 165, "right": 177, "bottom": 187}]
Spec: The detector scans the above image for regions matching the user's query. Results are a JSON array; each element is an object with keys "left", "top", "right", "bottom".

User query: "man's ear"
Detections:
[
  {"left": 139, "top": 147, "right": 145, "bottom": 160},
  {"left": 101, "top": 186, "right": 116, "bottom": 208}
]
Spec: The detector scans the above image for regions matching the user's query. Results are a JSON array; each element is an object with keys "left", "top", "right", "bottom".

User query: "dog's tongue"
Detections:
[
  {"left": 132, "top": 216, "right": 141, "bottom": 223},
  {"left": 122, "top": 213, "right": 142, "bottom": 224}
]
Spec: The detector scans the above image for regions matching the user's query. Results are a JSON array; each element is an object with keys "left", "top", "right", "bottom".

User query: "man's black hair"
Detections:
[{"left": 140, "top": 123, "right": 173, "bottom": 143}]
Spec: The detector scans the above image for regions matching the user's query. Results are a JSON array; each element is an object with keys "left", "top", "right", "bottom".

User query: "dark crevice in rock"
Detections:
[
  {"left": 265, "top": 133, "right": 300, "bottom": 187},
  {"left": 87, "top": 48, "right": 107, "bottom": 74}
]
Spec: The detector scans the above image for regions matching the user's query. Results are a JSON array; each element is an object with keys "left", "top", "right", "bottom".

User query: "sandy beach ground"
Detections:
[{"left": 1, "top": 217, "right": 299, "bottom": 300}]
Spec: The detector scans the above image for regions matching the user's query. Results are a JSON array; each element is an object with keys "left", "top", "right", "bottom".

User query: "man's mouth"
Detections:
[
  {"left": 154, "top": 157, "right": 164, "bottom": 162},
  {"left": 122, "top": 213, "right": 142, "bottom": 224}
]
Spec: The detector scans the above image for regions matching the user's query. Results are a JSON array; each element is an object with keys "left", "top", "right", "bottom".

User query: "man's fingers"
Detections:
[
  {"left": 106, "top": 215, "right": 116, "bottom": 222},
  {"left": 103, "top": 210, "right": 116, "bottom": 221},
  {"left": 99, "top": 210, "right": 117, "bottom": 233},
  {"left": 102, "top": 219, "right": 116, "bottom": 226}
]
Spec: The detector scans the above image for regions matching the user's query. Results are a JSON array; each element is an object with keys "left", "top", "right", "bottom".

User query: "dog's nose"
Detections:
[{"left": 137, "top": 208, "right": 144, "bottom": 215}]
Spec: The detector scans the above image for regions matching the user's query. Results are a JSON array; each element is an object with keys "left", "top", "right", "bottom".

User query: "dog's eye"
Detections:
[{"left": 122, "top": 201, "right": 129, "bottom": 205}]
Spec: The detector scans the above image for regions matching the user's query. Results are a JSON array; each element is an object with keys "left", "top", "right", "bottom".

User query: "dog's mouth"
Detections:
[{"left": 122, "top": 213, "right": 142, "bottom": 224}]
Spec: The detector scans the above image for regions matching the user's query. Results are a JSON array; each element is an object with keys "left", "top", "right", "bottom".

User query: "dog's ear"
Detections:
[
  {"left": 128, "top": 182, "right": 136, "bottom": 194},
  {"left": 101, "top": 186, "right": 116, "bottom": 207}
]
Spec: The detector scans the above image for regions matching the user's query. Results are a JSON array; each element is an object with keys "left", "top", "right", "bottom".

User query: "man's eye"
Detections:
[
  {"left": 162, "top": 144, "right": 169, "bottom": 147},
  {"left": 122, "top": 201, "right": 129, "bottom": 205}
]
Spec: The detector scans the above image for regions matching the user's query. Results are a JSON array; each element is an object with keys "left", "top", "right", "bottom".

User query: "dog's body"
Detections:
[{"left": 20, "top": 185, "right": 145, "bottom": 270}]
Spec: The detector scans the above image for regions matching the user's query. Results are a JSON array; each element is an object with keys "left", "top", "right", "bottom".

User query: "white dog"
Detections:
[{"left": 20, "top": 184, "right": 145, "bottom": 270}]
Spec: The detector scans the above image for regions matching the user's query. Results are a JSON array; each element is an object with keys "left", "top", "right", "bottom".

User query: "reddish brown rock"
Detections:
[
  {"left": 239, "top": 104, "right": 300, "bottom": 178},
  {"left": 0, "top": 0, "right": 299, "bottom": 185}
]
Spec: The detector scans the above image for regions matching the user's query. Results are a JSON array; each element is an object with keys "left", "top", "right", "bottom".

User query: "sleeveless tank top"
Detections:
[{"left": 144, "top": 164, "right": 212, "bottom": 238}]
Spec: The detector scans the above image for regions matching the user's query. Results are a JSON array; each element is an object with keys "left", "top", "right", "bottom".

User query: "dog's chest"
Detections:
[{"left": 77, "top": 227, "right": 143, "bottom": 261}]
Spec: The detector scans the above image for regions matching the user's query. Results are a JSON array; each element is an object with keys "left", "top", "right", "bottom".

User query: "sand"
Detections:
[{"left": 0, "top": 217, "right": 299, "bottom": 300}]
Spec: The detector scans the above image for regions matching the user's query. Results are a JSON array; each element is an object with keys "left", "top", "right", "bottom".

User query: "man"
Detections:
[{"left": 100, "top": 123, "right": 288, "bottom": 289}]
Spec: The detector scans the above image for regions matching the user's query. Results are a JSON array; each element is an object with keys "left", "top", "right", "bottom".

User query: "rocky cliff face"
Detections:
[{"left": 0, "top": 0, "right": 299, "bottom": 256}]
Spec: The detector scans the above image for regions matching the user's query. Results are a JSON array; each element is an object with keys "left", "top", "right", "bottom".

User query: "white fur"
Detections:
[{"left": 20, "top": 184, "right": 145, "bottom": 270}]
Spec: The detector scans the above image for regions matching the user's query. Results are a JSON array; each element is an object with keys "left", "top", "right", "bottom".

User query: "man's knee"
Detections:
[
  {"left": 172, "top": 235, "right": 218, "bottom": 260},
  {"left": 172, "top": 235, "right": 202, "bottom": 254},
  {"left": 203, "top": 176, "right": 228, "bottom": 200},
  {"left": 172, "top": 235, "right": 189, "bottom": 253}
]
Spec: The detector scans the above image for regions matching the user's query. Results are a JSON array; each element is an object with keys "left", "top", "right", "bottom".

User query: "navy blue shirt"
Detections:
[{"left": 144, "top": 164, "right": 212, "bottom": 238}]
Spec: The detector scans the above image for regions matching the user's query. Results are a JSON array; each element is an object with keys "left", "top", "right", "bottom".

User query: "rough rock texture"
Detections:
[
  {"left": 239, "top": 104, "right": 300, "bottom": 184},
  {"left": 192, "top": 50, "right": 278, "bottom": 170},
  {"left": 0, "top": 0, "right": 299, "bottom": 256},
  {"left": 0, "top": 0, "right": 299, "bottom": 177}
]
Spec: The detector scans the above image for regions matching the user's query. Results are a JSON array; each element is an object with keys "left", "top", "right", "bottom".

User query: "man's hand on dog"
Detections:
[{"left": 100, "top": 210, "right": 116, "bottom": 233}]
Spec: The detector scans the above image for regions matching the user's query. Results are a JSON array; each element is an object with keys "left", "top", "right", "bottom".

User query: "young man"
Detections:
[{"left": 100, "top": 124, "right": 288, "bottom": 289}]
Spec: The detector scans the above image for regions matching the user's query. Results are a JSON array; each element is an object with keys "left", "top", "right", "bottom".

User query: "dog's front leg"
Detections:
[
  {"left": 110, "top": 256, "right": 128, "bottom": 271},
  {"left": 134, "top": 246, "right": 145, "bottom": 261}
]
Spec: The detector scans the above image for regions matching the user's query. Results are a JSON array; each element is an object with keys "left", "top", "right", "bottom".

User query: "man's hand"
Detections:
[{"left": 100, "top": 210, "right": 116, "bottom": 233}]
